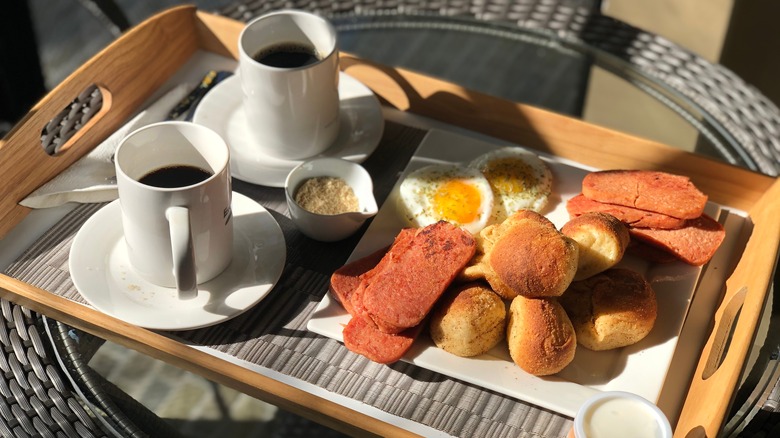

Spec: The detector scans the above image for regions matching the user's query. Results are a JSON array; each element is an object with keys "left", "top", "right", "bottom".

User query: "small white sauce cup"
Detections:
[
  {"left": 571, "top": 391, "right": 673, "bottom": 438},
  {"left": 285, "top": 158, "right": 378, "bottom": 242}
]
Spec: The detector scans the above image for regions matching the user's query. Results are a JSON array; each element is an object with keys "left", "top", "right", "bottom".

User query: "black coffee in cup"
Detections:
[
  {"left": 252, "top": 42, "right": 320, "bottom": 68},
  {"left": 139, "top": 165, "right": 213, "bottom": 188}
]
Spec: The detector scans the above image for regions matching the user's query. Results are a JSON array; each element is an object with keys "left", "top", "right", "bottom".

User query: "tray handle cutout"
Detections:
[
  {"left": 702, "top": 286, "right": 748, "bottom": 380},
  {"left": 40, "top": 84, "right": 109, "bottom": 156}
]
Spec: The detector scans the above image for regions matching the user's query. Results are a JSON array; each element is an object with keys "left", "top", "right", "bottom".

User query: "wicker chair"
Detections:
[{"left": 0, "top": 297, "right": 184, "bottom": 437}]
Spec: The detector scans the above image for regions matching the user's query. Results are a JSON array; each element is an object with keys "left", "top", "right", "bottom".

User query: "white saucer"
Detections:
[
  {"left": 69, "top": 192, "right": 286, "bottom": 331},
  {"left": 193, "top": 73, "right": 384, "bottom": 187}
]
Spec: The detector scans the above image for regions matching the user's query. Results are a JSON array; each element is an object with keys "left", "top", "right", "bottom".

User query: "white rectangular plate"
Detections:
[{"left": 307, "top": 129, "right": 709, "bottom": 418}]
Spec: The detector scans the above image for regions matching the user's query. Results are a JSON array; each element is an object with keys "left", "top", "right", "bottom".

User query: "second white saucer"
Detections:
[
  {"left": 69, "top": 192, "right": 286, "bottom": 331},
  {"left": 193, "top": 73, "right": 384, "bottom": 187}
]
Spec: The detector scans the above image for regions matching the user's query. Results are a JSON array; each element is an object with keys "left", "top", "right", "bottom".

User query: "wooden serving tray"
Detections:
[{"left": 0, "top": 6, "right": 778, "bottom": 437}]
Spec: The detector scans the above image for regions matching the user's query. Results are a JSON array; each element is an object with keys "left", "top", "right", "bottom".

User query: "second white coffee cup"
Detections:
[
  {"left": 115, "top": 121, "right": 233, "bottom": 300},
  {"left": 238, "top": 10, "right": 341, "bottom": 160}
]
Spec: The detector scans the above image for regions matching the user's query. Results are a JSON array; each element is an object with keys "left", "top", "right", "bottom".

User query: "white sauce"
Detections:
[{"left": 581, "top": 397, "right": 662, "bottom": 438}]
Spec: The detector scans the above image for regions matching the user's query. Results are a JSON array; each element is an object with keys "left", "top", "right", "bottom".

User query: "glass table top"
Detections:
[{"left": 332, "top": 13, "right": 766, "bottom": 172}]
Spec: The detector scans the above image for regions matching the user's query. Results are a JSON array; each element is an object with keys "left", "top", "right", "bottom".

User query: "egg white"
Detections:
[
  {"left": 469, "top": 147, "right": 552, "bottom": 223},
  {"left": 398, "top": 164, "right": 494, "bottom": 234}
]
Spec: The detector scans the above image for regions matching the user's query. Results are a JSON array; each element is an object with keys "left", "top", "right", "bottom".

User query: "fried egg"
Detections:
[
  {"left": 469, "top": 147, "right": 552, "bottom": 223},
  {"left": 398, "top": 164, "right": 494, "bottom": 234}
]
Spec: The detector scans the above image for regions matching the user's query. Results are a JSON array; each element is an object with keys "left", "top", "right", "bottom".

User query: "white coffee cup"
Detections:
[
  {"left": 115, "top": 121, "right": 233, "bottom": 300},
  {"left": 238, "top": 10, "right": 340, "bottom": 160}
]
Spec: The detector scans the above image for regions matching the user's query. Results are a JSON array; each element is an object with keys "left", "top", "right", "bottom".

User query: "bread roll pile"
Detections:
[{"left": 432, "top": 206, "right": 655, "bottom": 376}]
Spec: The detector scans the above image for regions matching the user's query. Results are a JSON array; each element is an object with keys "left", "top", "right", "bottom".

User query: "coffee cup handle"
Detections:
[{"left": 166, "top": 206, "right": 198, "bottom": 300}]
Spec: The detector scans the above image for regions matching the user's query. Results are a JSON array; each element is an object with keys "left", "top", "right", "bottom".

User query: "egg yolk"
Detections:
[
  {"left": 482, "top": 158, "right": 538, "bottom": 195},
  {"left": 432, "top": 180, "right": 482, "bottom": 224}
]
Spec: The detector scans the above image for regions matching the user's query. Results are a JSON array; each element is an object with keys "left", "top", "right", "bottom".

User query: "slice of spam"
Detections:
[
  {"left": 359, "top": 221, "right": 476, "bottom": 334},
  {"left": 329, "top": 228, "right": 415, "bottom": 315},
  {"left": 342, "top": 316, "right": 423, "bottom": 364},
  {"left": 629, "top": 214, "right": 725, "bottom": 266},
  {"left": 582, "top": 170, "right": 707, "bottom": 220},
  {"left": 567, "top": 193, "right": 686, "bottom": 229}
]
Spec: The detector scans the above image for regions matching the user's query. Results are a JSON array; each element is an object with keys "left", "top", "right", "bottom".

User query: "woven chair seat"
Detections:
[
  {"left": 0, "top": 298, "right": 109, "bottom": 437},
  {"left": 0, "top": 297, "right": 183, "bottom": 438}
]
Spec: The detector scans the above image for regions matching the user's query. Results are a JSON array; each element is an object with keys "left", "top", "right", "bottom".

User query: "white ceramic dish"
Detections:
[
  {"left": 573, "top": 391, "right": 673, "bottom": 438},
  {"left": 307, "top": 129, "right": 715, "bottom": 417},
  {"left": 285, "top": 158, "right": 378, "bottom": 242},
  {"left": 192, "top": 73, "right": 384, "bottom": 187},
  {"left": 69, "top": 192, "right": 286, "bottom": 331}
]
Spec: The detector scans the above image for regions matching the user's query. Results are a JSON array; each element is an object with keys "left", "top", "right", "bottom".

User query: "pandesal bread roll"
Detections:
[
  {"left": 457, "top": 257, "right": 488, "bottom": 283},
  {"left": 429, "top": 282, "right": 506, "bottom": 357},
  {"left": 456, "top": 232, "right": 488, "bottom": 283},
  {"left": 559, "top": 268, "right": 657, "bottom": 351},
  {"left": 506, "top": 296, "right": 576, "bottom": 376},
  {"left": 561, "top": 212, "right": 630, "bottom": 281},
  {"left": 479, "top": 210, "right": 579, "bottom": 299}
]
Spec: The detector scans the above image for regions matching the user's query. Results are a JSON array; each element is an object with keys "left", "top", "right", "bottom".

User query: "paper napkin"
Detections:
[{"left": 20, "top": 85, "right": 190, "bottom": 208}]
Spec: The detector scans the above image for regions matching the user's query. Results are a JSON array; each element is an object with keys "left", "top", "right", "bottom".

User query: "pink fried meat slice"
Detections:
[
  {"left": 629, "top": 214, "right": 725, "bottom": 266},
  {"left": 566, "top": 193, "right": 686, "bottom": 229},
  {"left": 342, "top": 316, "right": 423, "bottom": 364},
  {"left": 329, "top": 228, "right": 415, "bottom": 315},
  {"left": 582, "top": 170, "right": 707, "bottom": 220},
  {"left": 359, "top": 221, "right": 476, "bottom": 334}
]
